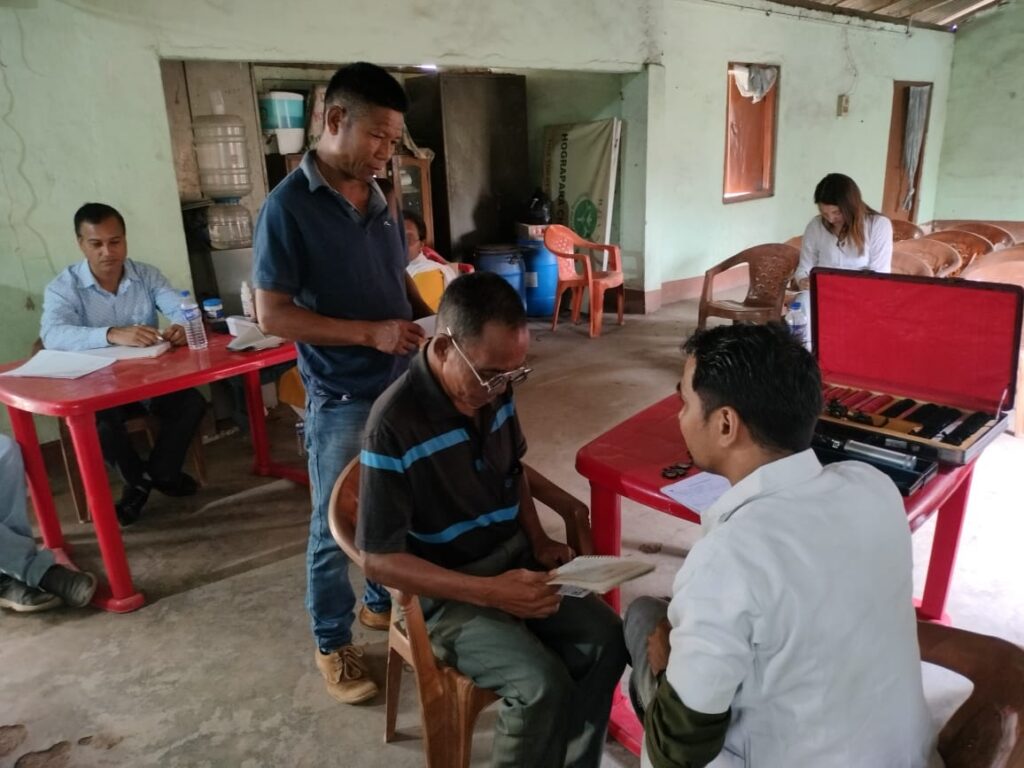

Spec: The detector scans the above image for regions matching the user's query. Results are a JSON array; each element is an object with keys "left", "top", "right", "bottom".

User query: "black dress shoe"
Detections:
[
  {"left": 116, "top": 483, "right": 151, "bottom": 526},
  {"left": 150, "top": 472, "right": 198, "bottom": 497}
]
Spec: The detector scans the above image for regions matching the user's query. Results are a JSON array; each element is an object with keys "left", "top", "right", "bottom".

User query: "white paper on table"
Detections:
[
  {"left": 0, "top": 350, "right": 115, "bottom": 379},
  {"left": 660, "top": 472, "right": 731, "bottom": 515},
  {"left": 415, "top": 314, "right": 437, "bottom": 337},
  {"left": 79, "top": 341, "right": 171, "bottom": 360},
  {"left": 226, "top": 324, "right": 285, "bottom": 351}
]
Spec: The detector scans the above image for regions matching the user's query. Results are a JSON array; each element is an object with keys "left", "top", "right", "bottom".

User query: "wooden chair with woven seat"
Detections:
[
  {"left": 891, "top": 219, "right": 924, "bottom": 242},
  {"left": 697, "top": 243, "right": 798, "bottom": 331},
  {"left": 924, "top": 230, "right": 994, "bottom": 275},
  {"left": 917, "top": 621, "right": 1024, "bottom": 767},
  {"left": 953, "top": 222, "right": 1016, "bottom": 251},
  {"left": 543, "top": 224, "right": 625, "bottom": 338},
  {"left": 893, "top": 239, "right": 961, "bottom": 278},
  {"left": 30, "top": 338, "right": 206, "bottom": 523},
  {"left": 784, "top": 235, "right": 803, "bottom": 251},
  {"left": 327, "top": 458, "right": 592, "bottom": 768}
]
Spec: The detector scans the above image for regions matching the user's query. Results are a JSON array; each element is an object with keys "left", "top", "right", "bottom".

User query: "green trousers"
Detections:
[{"left": 423, "top": 532, "right": 628, "bottom": 768}]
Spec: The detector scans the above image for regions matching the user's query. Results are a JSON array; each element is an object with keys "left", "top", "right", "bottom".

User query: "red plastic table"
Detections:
[
  {"left": 0, "top": 335, "right": 302, "bottom": 613},
  {"left": 576, "top": 394, "right": 977, "bottom": 755}
]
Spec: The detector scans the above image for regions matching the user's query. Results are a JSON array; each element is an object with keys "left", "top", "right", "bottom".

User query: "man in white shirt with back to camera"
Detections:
[{"left": 624, "top": 322, "right": 934, "bottom": 768}]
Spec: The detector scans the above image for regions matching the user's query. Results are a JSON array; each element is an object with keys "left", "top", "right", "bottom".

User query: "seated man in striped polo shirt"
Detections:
[
  {"left": 40, "top": 203, "right": 206, "bottom": 526},
  {"left": 357, "top": 272, "right": 628, "bottom": 768}
]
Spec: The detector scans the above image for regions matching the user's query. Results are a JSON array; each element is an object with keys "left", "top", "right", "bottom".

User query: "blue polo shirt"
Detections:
[{"left": 252, "top": 152, "right": 412, "bottom": 401}]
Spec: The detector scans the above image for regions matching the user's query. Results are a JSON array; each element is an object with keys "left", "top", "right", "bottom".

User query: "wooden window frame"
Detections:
[{"left": 722, "top": 63, "right": 779, "bottom": 204}]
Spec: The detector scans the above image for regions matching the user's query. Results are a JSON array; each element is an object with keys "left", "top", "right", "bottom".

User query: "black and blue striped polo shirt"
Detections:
[{"left": 356, "top": 347, "right": 527, "bottom": 569}]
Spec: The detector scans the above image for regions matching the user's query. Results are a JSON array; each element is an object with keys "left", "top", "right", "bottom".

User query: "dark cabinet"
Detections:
[{"left": 404, "top": 73, "right": 530, "bottom": 262}]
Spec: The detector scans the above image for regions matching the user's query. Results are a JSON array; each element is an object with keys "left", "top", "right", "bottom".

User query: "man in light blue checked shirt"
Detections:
[{"left": 40, "top": 203, "right": 206, "bottom": 526}]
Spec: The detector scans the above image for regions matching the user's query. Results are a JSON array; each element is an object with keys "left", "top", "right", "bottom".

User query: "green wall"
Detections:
[
  {"left": 653, "top": 0, "right": 954, "bottom": 289},
  {"left": 934, "top": 0, "right": 1024, "bottom": 220},
  {"left": 1, "top": 0, "right": 960, "bottom": 437}
]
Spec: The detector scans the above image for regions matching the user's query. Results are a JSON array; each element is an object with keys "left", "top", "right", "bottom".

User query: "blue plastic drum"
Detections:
[
  {"left": 519, "top": 240, "right": 558, "bottom": 317},
  {"left": 475, "top": 246, "right": 526, "bottom": 307}
]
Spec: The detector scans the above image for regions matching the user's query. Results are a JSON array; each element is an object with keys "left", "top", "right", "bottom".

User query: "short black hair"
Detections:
[
  {"left": 438, "top": 272, "right": 526, "bottom": 342},
  {"left": 74, "top": 203, "right": 125, "bottom": 236},
  {"left": 682, "top": 323, "right": 822, "bottom": 454},
  {"left": 403, "top": 209, "right": 426, "bottom": 241},
  {"left": 324, "top": 62, "right": 408, "bottom": 115}
]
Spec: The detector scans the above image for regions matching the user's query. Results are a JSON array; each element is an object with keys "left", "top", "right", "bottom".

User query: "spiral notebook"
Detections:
[{"left": 550, "top": 556, "right": 655, "bottom": 597}]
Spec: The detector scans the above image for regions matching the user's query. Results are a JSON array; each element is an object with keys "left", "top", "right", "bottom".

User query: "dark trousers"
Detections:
[{"left": 95, "top": 388, "right": 206, "bottom": 487}]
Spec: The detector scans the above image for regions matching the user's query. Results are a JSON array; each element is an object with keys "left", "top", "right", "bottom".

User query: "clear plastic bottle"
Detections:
[
  {"left": 785, "top": 300, "right": 810, "bottom": 349},
  {"left": 179, "top": 290, "right": 208, "bottom": 351},
  {"left": 240, "top": 280, "right": 256, "bottom": 320},
  {"left": 207, "top": 201, "right": 252, "bottom": 249}
]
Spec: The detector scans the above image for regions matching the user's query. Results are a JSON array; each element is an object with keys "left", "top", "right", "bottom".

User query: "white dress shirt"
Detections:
[
  {"left": 662, "top": 450, "right": 934, "bottom": 768},
  {"left": 795, "top": 213, "right": 893, "bottom": 283}
]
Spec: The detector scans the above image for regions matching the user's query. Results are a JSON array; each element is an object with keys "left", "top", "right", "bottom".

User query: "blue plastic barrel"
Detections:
[
  {"left": 475, "top": 246, "right": 526, "bottom": 307},
  {"left": 519, "top": 240, "right": 558, "bottom": 317}
]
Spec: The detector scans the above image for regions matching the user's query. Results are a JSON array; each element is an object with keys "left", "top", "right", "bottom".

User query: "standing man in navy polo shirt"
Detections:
[{"left": 253, "top": 62, "right": 430, "bottom": 705}]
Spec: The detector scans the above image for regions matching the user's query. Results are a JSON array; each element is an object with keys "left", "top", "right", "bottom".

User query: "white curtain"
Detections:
[
  {"left": 732, "top": 65, "right": 779, "bottom": 103},
  {"left": 901, "top": 85, "right": 932, "bottom": 211}
]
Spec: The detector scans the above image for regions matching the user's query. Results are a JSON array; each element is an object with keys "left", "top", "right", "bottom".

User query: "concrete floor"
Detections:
[{"left": 2, "top": 298, "right": 1022, "bottom": 767}]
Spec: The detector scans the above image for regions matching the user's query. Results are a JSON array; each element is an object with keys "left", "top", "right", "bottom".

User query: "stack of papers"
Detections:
[
  {"left": 660, "top": 472, "right": 731, "bottom": 514},
  {"left": 0, "top": 350, "right": 115, "bottom": 380},
  {"left": 550, "top": 556, "right": 655, "bottom": 597},
  {"left": 80, "top": 341, "right": 171, "bottom": 360}
]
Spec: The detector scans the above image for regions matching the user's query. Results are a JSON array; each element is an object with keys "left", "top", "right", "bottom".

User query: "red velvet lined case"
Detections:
[{"left": 810, "top": 269, "right": 1023, "bottom": 464}]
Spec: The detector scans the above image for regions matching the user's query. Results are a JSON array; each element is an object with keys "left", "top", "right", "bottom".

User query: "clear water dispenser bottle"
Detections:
[{"left": 193, "top": 91, "right": 253, "bottom": 201}]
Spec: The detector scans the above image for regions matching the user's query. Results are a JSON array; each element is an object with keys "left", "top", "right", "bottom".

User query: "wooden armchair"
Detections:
[
  {"left": 924, "top": 230, "right": 994, "bottom": 274},
  {"left": 327, "top": 458, "right": 592, "bottom": 768},
  {"left": 697, "top": 244, "right": 798, "bottom": 331},
  {"left": 893, "top": 239, "right": 961, "bottom": 278},
  {"left": 544, "top": 224, "right": 625, "bottom": 338},
  {"left": 918, "top": 621, "right": 1024, "bottom": 767}
]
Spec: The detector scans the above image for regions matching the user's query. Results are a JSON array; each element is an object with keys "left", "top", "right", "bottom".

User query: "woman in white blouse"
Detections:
[{"left": 794, "top": 173, "right": 893, "bottom": 290}]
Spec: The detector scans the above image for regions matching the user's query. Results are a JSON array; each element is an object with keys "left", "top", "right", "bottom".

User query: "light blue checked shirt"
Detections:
[{"left": 41, "top": 259, "right": 185, "bottom": 351}]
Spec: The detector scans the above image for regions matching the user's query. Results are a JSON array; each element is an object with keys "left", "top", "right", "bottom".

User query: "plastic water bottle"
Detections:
[
  {"left": 240, "top": 280, "right": 256, "bottom": 320},
  {"left": 786, "top": 300, "right": 810, "bottom": 349},
  {"left": 180, "top": 291, "right": 208, "bottom": 350}
]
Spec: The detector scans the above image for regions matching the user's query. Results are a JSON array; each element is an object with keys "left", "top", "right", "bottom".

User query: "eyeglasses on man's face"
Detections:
[{"left": 445, "top": 327, "right": 532, "bottom": 394}]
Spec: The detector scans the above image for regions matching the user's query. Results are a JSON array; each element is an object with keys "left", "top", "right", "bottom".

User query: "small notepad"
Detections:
[{"left": 550, "top": 556, "right": 655, "bottom": 597}]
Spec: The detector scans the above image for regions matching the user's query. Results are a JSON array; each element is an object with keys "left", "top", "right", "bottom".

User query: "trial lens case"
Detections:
[{"left": 809, "top": 269, "right": 1023, "bottom": 495}]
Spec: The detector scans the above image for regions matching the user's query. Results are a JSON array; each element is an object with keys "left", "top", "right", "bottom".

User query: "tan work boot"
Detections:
[
  {"left": 358, "top": 604, "right": 391, "bottom": 631},
  {"left": 315, "top": 645, "right": 378, "bottom": 704}
]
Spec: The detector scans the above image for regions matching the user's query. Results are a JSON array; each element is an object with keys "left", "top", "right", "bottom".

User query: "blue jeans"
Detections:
[
  {"left": 0, "top": 435, "right": 55, "bottom": 588},
  {"left": 304, "top": 395, "right": 390, "bottom": 652}
]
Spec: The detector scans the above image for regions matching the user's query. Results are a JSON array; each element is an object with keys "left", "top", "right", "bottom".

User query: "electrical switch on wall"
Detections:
[{"left": 837, "top": 94, "right": 850, "bottom": 116}]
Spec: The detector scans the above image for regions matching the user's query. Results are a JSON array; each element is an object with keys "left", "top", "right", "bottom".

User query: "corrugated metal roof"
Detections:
[{"left": 764, "top": 0, "right": 1005, "bottom": 30}]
